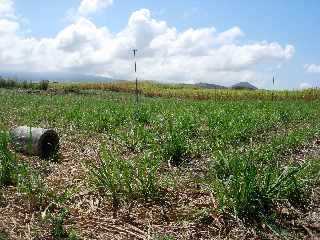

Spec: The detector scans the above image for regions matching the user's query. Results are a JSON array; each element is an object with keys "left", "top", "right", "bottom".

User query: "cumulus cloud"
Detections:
[
  {"left": 78, "top": 0, "right": 113, "bottom": 16},
  {"left": 0, "top": 0, "right": 18, "bottom": 35},
  {"left": 304, "top": 64, "right": 320, "bottom": 74},
  {"left": 215, "top": 26, "right": 244, "bottom": 45},
  {"left": 0, "top": 0, "right": 14, "bottom": 18},
  {"left": 0, "top": 18, "right": 19, "bottom": 33},
  {"left": 0, "top": 6, "right": 295, "bottom": 85}
]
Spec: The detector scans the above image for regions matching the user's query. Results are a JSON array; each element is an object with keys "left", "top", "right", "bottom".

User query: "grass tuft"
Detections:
[
  {"left": 209, "top": 145, "right": 320, "bottom": 224},
  {"left": 0, "top": 132, "right": 17, "bottom": 186},
  {"left": 87, "top": 148, "right": 161, "bottom": 208}
]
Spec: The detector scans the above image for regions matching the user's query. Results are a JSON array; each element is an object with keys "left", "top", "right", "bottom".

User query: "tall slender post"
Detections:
[
  {"left": 272, "top": 76, "right": 275, "bottom": 101},
  {"left": 133, "top": 49, "right": 138, "bottom": 104},
  {"left": 273, "top": 76, "right": 275, "bottom": 87},
  {"left": 132, "top": 49, "right": 139, "bottom": 144}
]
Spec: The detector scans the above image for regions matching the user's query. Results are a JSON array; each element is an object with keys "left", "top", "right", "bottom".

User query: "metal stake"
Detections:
[
  {"left": 272, "top": 76, "right": 275, "bottom": 101},
  {"left": 132, "top": 49, "right": 138, "bottom": 104},
  {"left": 132, "top": 49, "right": 139, "bottom": 144}
]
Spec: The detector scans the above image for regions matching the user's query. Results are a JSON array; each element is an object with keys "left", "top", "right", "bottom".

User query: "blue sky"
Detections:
[{"left": 2, "top": 0, "right": 320, "bottom": 89}]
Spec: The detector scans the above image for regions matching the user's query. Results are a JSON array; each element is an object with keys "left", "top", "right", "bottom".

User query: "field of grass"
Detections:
[{"left": 0, "top": 87, "right": 320, "bottom": 239}]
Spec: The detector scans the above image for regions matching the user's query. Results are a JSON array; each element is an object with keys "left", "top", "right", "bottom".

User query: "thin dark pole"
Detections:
[
  {"left": 132, "top": 49, "right": 139, "bottom": 144},
  {"left": 272, "top": 76, "right": 275, "bottom": 101},
  {"left": 273, "top": 76, "right": 275, "bottom": 86},
  {"left": 133, "top": 49, "right": 138, "bottom": 104}
]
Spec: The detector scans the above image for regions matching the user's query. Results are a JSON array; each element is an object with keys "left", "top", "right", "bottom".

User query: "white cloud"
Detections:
[
  {"left": 300, "top": 82, "right": 312, "bottom": 89},
  {"left": 304, "top": 64, "right": 320, "bottom": 73},
  {"left": 78, "top": 0, "right": 113, "bottom": 16},
  {"left": 56, "top": 18, "right": 111, "bottom": 52},
  {"left": 215, "top": 27, "right": 244, "bottom": 45},
  {"left": 0, "top": 0, "right": 14, "bottom": 18},
  {"left": 0, "top": 18, "right": 19, "bottom": 34},
  {"left": 0, "top": 7, "right": 295, "bottom": 85}
]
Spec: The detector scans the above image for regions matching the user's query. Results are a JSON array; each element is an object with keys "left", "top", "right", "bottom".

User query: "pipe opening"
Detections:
[{"left": 39, "top": 130, "right": 59, "bottom": 159}]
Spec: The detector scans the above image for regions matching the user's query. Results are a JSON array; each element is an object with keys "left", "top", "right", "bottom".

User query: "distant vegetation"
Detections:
[
  {"left": 56, "top": 81, "right": 320, "bottom": 101},
  {"left": 0, "top": 77, "right": 49, "bottom": 91},
  {"left": 38, "top": 80, "right": 49, "bottom": 91},
  {"left": 1, "top": 76, "right": 319, "bottom": 101},
  {"left": 0, "top": 77, "right": 33, "bottom": 89}
]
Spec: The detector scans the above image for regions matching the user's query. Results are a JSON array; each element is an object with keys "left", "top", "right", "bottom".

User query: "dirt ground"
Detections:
[{"left": 0, "top": 131, "right": 319, "bottom": 240}]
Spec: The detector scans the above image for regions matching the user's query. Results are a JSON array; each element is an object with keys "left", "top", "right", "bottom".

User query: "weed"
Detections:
[
  {"left": 0, "top": 132, "right": 51, "bottom": 209},
  {"left": 47, "top": 204, "right": 79, "bottom": 239},
  {"left": 67, "top": 229, "right": 80, "bottom": 240},
  {"left": 135, "top": 154, "right": 161, "bottom": 200},
  {"left": 0, "top": 230, "right": 9, "bottom": 240},
  {"left": 135, "top": 105, "right": 151, "bottom": 125},
  {"left": 54, "top": 187, "right": 78, "bottom": 205},
  {"left": 87, "top": 149, "right": 134, "bottom": 207},
  {"left": 87, "top": 148, "right": 160, "bottom": 208},
  {"left": 209, "top": 143, "right": 320, "bottom": 224},
  {"left": 0, "top": 189, "right": 5, "bottom": 207},
  {"left": 51, "top": 208, "right": 70, "bottom": 239},
  {"left": 17, "top": 164, "right": 50, "bottom": 209},
  {"left": 39, "top": 80, "right": 49, "bottom": 91},
  {"left": 0, "top": 132, "right": 17, "bottom": 186},
  {"left": 163, "top": 120, "right": 188, "bottom": 165}
]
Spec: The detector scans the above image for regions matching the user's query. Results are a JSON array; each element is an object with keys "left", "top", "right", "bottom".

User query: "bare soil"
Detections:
[{"left": 0, "top": 132, "right": 319, "bottom": 240}]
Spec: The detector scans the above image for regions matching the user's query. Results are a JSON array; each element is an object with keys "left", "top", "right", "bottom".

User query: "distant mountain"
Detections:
[
  {"left": 194, "top": 82, "right": 259, "bottom": 90},
  {"left": 231, "top": 82, "right": 258, "bottom": 90},
  {"left": 195, "top": 82, "right": 227, "bottom": 89},
  {"left": 0, "top": 71, "right": 113, "bottom": 83}
]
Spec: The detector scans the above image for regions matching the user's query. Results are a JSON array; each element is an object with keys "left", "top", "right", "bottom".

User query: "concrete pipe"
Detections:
[{"left": 10, "top": 126, "right": 59, "bottom": 158}]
